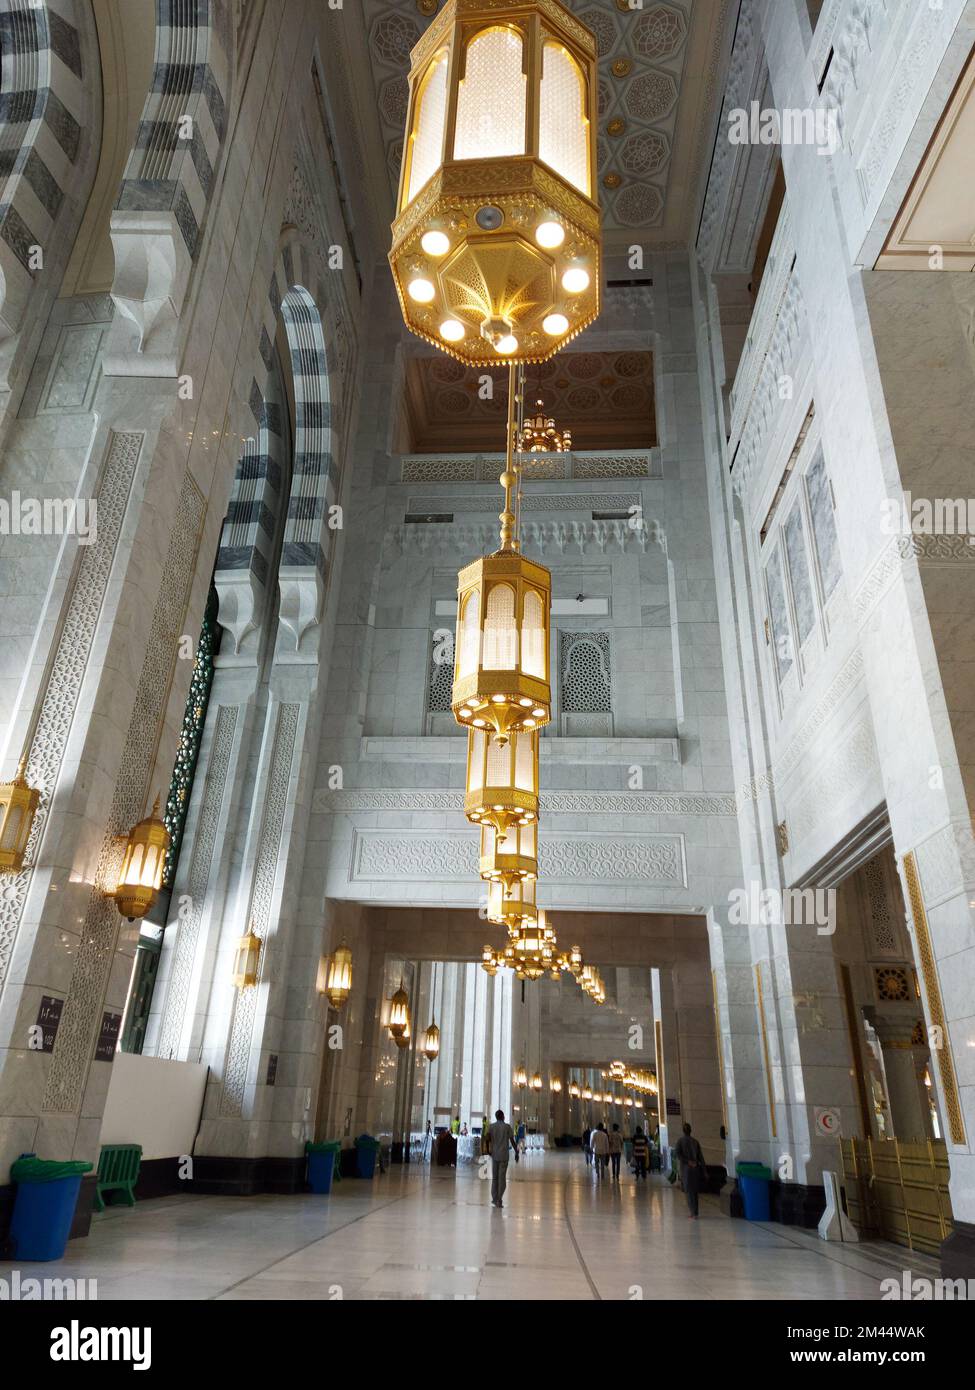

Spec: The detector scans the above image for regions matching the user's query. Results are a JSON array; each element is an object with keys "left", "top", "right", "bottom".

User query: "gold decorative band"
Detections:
[
  {"left": 755, "top": 962, "right": 777, "bottom": 1137},
  {"left": 712, "top": 969, "right": 729, "bottom": 1132},
  {"left": 902, "top": 851, "right": 966, "bottom": 1145}
]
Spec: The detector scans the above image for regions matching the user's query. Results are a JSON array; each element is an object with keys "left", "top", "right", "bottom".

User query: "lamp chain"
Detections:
[{"left": 498, "top": 362, "right": 519, "bottom": 553}]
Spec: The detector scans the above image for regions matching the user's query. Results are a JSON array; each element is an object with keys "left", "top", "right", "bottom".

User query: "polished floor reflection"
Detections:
[{"left": 18, "top": 1153, "right": 938, "bottom": 1300}]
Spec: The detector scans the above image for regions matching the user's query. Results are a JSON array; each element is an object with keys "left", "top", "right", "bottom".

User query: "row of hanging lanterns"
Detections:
[
  {"left": 565, "top": 1071, "right": 650, "bottom": 1110},
  {"left": 607, "top": 1059, "right": 658, "bottom": 1095},
  {"left": 384, "top": 978, "right": 442, "bottom": 1061},
  {"left": 387, "top": 2, "right": 603, "bottom": 996},
  {"left": 513, "top": 1067, "right": 564, "bottom": 1092},
  {"left": 246, "top": 1, "right": 602, "bottom": 1025}
]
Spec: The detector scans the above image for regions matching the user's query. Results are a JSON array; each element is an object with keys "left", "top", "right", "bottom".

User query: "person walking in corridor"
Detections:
[
  {"left": 608, "top": 1123, "right": 624, "bottom": 1180},
  {"left": 582, "top": 1126, "right": 592, "bottom": 1165},
  {"left": 487, "top": 1109, "right": 518, "bottom": 1209},
  {"left": 590, "top": 1122, "right": 609, "bottom": 1177},
  {"left": 674, "top": 1123, "right": 707, "bottom": 1218},
  {"left": 631, "top": 1126, "right": 649, "bottom": 1180}
]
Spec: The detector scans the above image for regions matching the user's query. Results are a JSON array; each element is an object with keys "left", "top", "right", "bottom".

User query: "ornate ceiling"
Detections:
[
  {"left": 404, "top": 349, "right": 656, "bottom": 452},
  {"left": 360, "top": 0, "right": 731, "bottom": 252}
]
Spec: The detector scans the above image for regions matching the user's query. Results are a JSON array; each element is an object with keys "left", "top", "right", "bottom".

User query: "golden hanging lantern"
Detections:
[
  {"left": 479, "top": 820, "right": 536, "bottom": 887},
  {"left": 317, "top": 943, "right": 353, "bottom": 1008},
  {"left": 579, "top": 964, "right": 605, "bottom": 1004},
  {"left": 582, "top": 1086, "right": 592, "bottom": 1101},
  {"left": 394, "top": 1014, "right": 412, "bottom": 1051},
  {"left": 569, "top": 1080, "right": 580, "bottom": 1098},
  {"left": 0, "top": 755, "right": 39, "bottom": 873},
  {"left": 514, "top": 1063, "right": 528, "bottom": 1088},
  {"left": 390, "top": 0, "right": 601, "bottom": 366},
  {"left": 487, "top": 876, "right": 537, "bottom": 931},
  {"left": 465, "top": 727, "right": 539, "bottom": 839},
  {"left": 232, "top": 926, "right": 261, "bottom": 990},
  {"left": 551, "top": 1076, "right": 562, "bottom": 1093},
  {"left": 113, "top": 795, "right": 170, "bottom": 920},
  {"left": 388, "top": 984, "right": 410, "bottom": 1038},
  {"left": 481, "top": 943, "right": 502, "bottom": 975},
  {"left": 421, "top": 1019, "right": 441, "bottom": 1061},
  {"left": 531, "top": 1072, "right": 543, "bottom": 1091},
  {"left": 453, "top": 554, "right": 552, "bottom": 742},
  {"left": 518, "top": 397, "right": 571, "bottom": 453}
]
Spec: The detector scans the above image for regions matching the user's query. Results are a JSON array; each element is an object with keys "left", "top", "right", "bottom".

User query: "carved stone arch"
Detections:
[
  {"left": 0, "top": 0, "right": 94, "bottom": 390},
  {"left": 244, "top": 227, "right": 343, "bottom": 651},
  {"left": 215, "top": 353, "right": 288, "bottom": 656},
  {"left": 106, "top": 0, "right": 234, "bottom": 374}
]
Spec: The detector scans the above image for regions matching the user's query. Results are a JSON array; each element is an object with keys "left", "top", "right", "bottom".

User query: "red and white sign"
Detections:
[{"left": 815, "top": 1106, "right": 842, "bottom": 1137}]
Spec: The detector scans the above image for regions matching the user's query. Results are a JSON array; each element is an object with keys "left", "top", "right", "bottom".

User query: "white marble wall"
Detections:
[{"left": 692, "top": 0, "right": 975, "bottom": 1227}]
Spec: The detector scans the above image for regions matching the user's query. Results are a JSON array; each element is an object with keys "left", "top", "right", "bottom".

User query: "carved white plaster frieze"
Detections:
[
  {"left": 784, "top": 717, "right": 880, "bottom": 851},
  {"left": 350, "top": 829, "right": 686, "bottom": 885},
  {"left": 317, "top": 788, "right": 736, "bottom": 817},
  {"left": 389, "top": 519, "right": 661, "bottom": 558}
]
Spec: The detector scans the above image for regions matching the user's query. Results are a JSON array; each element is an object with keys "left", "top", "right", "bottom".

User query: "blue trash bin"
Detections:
[
  {"left": 10, "top": 1154, "right": 93, "bottom": 1261},
  {"left": 306, "top": 1142, "right": 340, "bottom": 1195},
  {"left": 355, "top": 1134, "right": 381, "bottom": 1179},
  {"left": 736, "top": 1161, "right": 772, "bottom": 1221}
]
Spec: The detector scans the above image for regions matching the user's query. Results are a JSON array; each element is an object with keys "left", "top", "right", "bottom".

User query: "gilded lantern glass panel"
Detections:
[
  {"left": 483, "top": 583, "right": 517, "bottom": 668},
  {"left": 453, "top": 26, "right": 527, "bottom": 162},
  {"left": 539, "top": 41, "right": 589, "bottom": 195},
  {"left": 407, "top": 51, "right": 449, "bottom": 205}
]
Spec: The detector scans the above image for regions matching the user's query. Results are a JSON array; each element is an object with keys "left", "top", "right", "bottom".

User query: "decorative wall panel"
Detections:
[
  {"left": 42, "top": 471, "right": 205, "bottom": 1113},
  {"left": 0, "top": 432, "right": 142, "bottom": 998},
  {"left": 157, "top": 705, "right": 239, "bottom": 1061},
  {"left": 220, "top": 702, "right": 301, "bottom": 1117},
  {"left": 351, "top": 830, "right": 685, "bottom": 884},
  {"left": 319, "top": 789, "right": 735, "bottom": 816}
]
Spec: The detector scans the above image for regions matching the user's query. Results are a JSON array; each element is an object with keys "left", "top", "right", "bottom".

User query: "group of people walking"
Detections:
[
  {"left": 483, "top": 1110, "right": 708, "bottom": 1218},
  {"left": 584, "top": 1122, "right": 628, "bottom": 1179},
  {"left": 582, "top": 1121, "right": 707, "bottom": 1217}
]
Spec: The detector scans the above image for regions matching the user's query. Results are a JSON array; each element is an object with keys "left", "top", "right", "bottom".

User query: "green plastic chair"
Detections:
[{"left": 94, "top": 1143, "right": 142, "bottom": 1211}]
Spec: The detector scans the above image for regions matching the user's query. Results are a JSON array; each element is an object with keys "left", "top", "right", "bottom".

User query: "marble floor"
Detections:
[{"left": 9, "top": 1152, "right": 938, "bottom": 1300}]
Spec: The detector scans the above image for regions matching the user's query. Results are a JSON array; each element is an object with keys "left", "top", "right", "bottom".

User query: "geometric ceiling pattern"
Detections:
[
  {"left": 405, "top": 350, "right": 656, "bottom": 453},
  {"left": 361, "top": 0, "right": 729, "bottom": 250}
]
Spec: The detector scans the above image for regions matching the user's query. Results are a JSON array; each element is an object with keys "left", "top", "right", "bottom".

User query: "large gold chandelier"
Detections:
[
  {"left": 389, "top": 0, "right": 601, "bottom": 365},
  {"left": 518, "top": 397, "right": 571, "bottom": 453}
]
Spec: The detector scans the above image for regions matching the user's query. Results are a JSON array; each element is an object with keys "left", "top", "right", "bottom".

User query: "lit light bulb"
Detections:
[
  {"left": 543, "top": 313, "right": 569, "bottom": 336},
  {"left": 535, "top": 221, "right": 565, "bottom": 249},
  {"left": 562, "top": 267, "right": 590, "bottom": 294},
  {"left": 422, "top": 231, "right": 451, "bottom": 257},
  {"left": 408, "top": 278, "right": 436, "bottom": 303},
  {"left": 440, "top": 319, "right": 464, "bottom": 342},
  {"left": 496, "top": 335, "right": 518, "bottom": 355}
]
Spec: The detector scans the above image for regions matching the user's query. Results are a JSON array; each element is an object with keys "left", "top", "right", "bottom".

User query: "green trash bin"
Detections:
[
  {"left": 354, "top": 1134, "right": 381, "bottom": 1179},
  {"left": 736, "top": 1161, "right": 772, "bottom": 1220},
  {"left": 306, "top": 1141, "right": 341, "bottom": 1194}
]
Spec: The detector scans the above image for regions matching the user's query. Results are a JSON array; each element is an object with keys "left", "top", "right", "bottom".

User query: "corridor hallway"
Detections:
[{"left": 20, "top": 1154, "right": 934, "bottom": 1301}]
